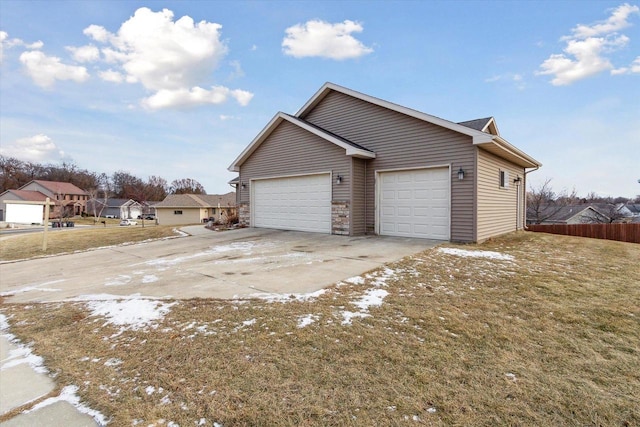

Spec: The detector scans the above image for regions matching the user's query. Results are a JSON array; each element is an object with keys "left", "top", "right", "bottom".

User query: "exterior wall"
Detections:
[
  {"left": 239, "top": 120, "right": 351, "bottom": 233},
  {"left": 303, "top": 91, "right": 476, "bottom": 242},
  {"left": 476, "top": 148, "right": 525, "bottom": 241},
  {"left": 238, "top": 203, "right": 250, "bottom": 226},
  {"left": 156, "top": 207, "right": 203, "bottom": 226},
  {"left": 331, "top": 201, "right": 350, "bottom": 235},
  {"left": 22, "top": 182, "right": 88, "bottom": 215},
  {"left": 350, "top": 157, "right": 367, "bottom": 235},
  {"left": 5, "top": 203, "right": 44, "bottom": 224}
]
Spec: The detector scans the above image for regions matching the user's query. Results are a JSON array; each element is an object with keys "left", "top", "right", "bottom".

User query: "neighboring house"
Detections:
[
  {"left": 0, "top": 189, "right": 55, "bottom": 224},
  {"left": 155, "top": 193, "right": 236, "bottom": 226},
  {"left": 228, "top": 82, "right": 541, "bottom": 242},
  {"left": 527, "top": 204, "right": 609, "bottom": 225},
  {"left": 18, "top": 180, "right": 89, "bottom": 217},
  {"left": 86, "top": 198, "right": 143, "bottom": 219}
]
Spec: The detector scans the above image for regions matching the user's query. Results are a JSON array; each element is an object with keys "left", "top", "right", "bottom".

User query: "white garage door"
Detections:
[
  {"left": 253, "top": 174, "right": 331, "bottom": 233},
  {"left": 379, "top": 168, "right": 450, "bottom": 239}
]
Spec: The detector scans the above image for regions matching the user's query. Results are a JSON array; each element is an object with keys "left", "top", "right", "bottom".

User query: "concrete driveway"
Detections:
[{"left": 0, "top": 227, "right": 440, "bottom": 303}]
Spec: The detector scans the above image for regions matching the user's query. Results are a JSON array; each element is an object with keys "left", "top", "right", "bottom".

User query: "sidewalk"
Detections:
[{"left": 0, "top": 327, "right": 103, "bottom": 426}]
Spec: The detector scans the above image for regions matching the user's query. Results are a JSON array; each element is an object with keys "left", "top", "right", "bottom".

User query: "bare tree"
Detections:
[
  {"left": 170, "top": 178, "right": 206, "bottom": 195},
  {"left": 527, "top": 178, "right": 570, "bottom": 224},
  {"left": 145, "top": 176, "right": 168, "bottom": 201}
]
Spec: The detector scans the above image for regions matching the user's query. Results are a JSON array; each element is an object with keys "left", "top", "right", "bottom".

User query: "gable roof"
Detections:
[
  {"left": 21, "top": 180, "right": 88, "bottom": 195},
  {"left": 155, "top": 192, "right": 236, "bottom": 208},
  {"left": 1, "top": 189, "right": 50, "bottom": 202},
  {"left": 228, "top": 112, "right": 375, "bottom": 172},
  {"left": 230, "top": 82, "right": 541, "bottom": 172},
  {"left": 458, "top": 117, "right": 499, "bottom": 135},
  {"left": 527, "top": 204, "right": 609, "bottom": 223}
]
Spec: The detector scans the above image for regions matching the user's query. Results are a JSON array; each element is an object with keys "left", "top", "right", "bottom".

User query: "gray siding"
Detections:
[
  {"left": 476, "top": 148, "right": 525, "bottom": 241},
  {"left": 350, "top": 157, "right": 367, "bottom": 235},
  {"left": 304, "top": 91, "right": 476, "bottom": 242},
  {"left": 239, "top": 120, "right": 350, "bottom": 204}
]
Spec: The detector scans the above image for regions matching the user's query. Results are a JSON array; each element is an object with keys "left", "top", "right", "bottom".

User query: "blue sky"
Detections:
[{"left": 1, "top": 0, "right": 639, "bottom": 198}]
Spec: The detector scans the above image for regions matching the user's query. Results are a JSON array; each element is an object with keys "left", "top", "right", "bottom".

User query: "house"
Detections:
[
  {"left": 154, "top": 193, "right": 236, "bottom": 226},
  {"left": 228, "top": 82, "right": 541, "bottom": 242},
  {"left": 17, "top": 180, "right": 89, "bottom": 217},
  {"left": 86, "top": 198, "right": 144, "bottom": 219},
  {"left": 527, "top": 204, "right": 609, "bottom": 225},
  {"left": 0, "top": 189, "right": 55, "bottom": 224}
]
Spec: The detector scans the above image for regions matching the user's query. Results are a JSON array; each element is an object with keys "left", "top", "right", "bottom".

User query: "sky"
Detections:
[{"left": 1, "top": 0, "right": 639, "bottom": 198}]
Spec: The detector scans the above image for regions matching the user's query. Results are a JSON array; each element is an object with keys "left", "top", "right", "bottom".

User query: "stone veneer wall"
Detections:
[
  {"left": 331, "top": 201, "right": 350, "bottom": 235},
  {"left": 238, "top": 202, "right": 250, "bottom": 227}
]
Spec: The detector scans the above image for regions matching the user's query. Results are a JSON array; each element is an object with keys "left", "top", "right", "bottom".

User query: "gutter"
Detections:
[{"left": 522, "top": 166, "right": 541, "bottom": 231}]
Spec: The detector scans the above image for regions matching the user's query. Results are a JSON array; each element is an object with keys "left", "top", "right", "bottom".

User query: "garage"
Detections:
[
  {"left": 378, "top": 167, "right": 450, "bottom": 239},
  {"left": 252, "top": 173, "right": 331, "bottom": 233}
]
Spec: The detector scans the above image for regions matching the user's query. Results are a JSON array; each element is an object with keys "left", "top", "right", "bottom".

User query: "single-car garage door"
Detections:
[
  {"left": 252, "top": 174, "right": 331, "bottom": 233},
  {"left": 378, "top": 167, "right": 450, "bottom": 239}
]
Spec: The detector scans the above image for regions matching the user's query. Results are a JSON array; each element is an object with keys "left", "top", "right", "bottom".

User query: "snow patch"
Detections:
[
  {"left": 297, "top": 314, "right": 319, "bottom": 328},
  {"left": 248, "top": 288, "right": 328, "bottom": 303},
  {"left": 27, "top": 385, "right": 109, "bottom": 425},
  {"left": 85, "top": 297, "right": 177, "bottom": 331},
  {"left": 438, "top": 247, "right": 514, "bottom": 261},
  {"left": 0, "top": 279, "right": 64, "bottom": 296}
]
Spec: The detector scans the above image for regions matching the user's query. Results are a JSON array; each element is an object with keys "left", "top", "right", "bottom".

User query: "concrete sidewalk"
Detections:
[{"left": 0, "top": 334, "right": 101, "bottom": 426}]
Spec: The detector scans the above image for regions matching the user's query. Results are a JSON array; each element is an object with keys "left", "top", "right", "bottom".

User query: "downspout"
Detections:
[{"left": 523, "top": 166, "right": 540, "bottom": 230}]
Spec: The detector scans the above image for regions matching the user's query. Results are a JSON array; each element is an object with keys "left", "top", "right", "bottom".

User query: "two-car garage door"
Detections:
[
  {"left": 252, "top": 174, "right": 331, "bottom": 233},
  {"left": 251, "top": 168, "right": 450, "bottom": 239},
  {"left": 379, "top": 168, "right": 450, "bottom": 240}
]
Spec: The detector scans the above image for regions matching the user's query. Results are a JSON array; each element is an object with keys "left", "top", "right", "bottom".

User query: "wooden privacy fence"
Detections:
[{"left": 527, "top": 223, "right": 640, "bottom": 244}]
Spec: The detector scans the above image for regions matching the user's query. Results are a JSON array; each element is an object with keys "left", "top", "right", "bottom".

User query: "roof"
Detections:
[
  {"left": 21, "top": 180, "right": 89, "bottom": 195},
  {"left": 527, "top": 204, "right": 609, "bottom": 223},
  {"left": 154, "top": 192, "right": 236, "bottom": 208},
  {"left": 228, "top": 112, "right": 376, "bottom": 172},
  {"left": 458, "top": 117, "right": 499, "bottom": 135},
  {"left": 229, "top": 82, "right": 541, "bottom": 171},
  {"left": 1, "top": 189, "right": 50, "bottom": 202}
]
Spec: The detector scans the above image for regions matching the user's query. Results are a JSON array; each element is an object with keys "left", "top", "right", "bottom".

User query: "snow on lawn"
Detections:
[
  {"left": 83, "top": 296, "right": 177, "bottom": 332},
  {"left": 342, "top": 288, "right": 389, "bottom": 325},
  {"left": 26, "top": 385, "right": 108, "bottom": 426},
  {"left": 248, "top": 288, "right": 329, "bottom": 303},
  {"left": 438, "top": 247, "right": 514, "bottom": 261},
  {"left": 1, "top": 314, "right": 108, "bottom": 425},
  {"left": 0, "top": 313, "right": 48, "bottom": 374},
  {"left": 297, "top": 314, "right": 319, "bottom": 328}
]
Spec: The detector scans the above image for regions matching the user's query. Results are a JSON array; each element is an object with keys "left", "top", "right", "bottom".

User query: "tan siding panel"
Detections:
[
  {"left": 156, "top": 207, "right": 202, "bottom": 226},
  {"left": 476, "top": 149, "right": 525, "bottom": 241},
  {"left": 305, "top": 92, "right": 475, "bottom": 242},
  {"left": 351, "top": 158, "right": 366, "bottom": 235},
  {"left": 239, "top": 121, "right": 350, "bottom": 204}
]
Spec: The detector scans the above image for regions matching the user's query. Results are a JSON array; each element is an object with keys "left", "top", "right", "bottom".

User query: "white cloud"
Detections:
[
  {"left": 569, "top": 3, "right": 639, "bottom": 38},
  {"left": 0, "top": 31, "right": 43, "bottom": 63},
  {"left": 537, "top": 4, "right": 640, "bottom": 85},
  {"left": 282, "top": 19, "right": 373, "bottom": 60},
  {"left": 141, "top": 86, "right": 254, "bottom": 110},
  {"left": 66, "top": 44, "right": 100, "bottom": 62},
  {"left": 98, "top": 69, "right": 125, "bottom": 83},
  {"left": 611, "top": 56, "right": 640, "bottom": 75},
  {"left": 0, "top": 134, "right": 65, "bottom": 162},
  {"left": 83, "top": 24, "right": 110, "bottom": 43},
  {"left": 19, "top": 50, "right": 89, "bottom": 88},
  {"left": 81, "top": 7, "right": 252, "bottom": 109}
]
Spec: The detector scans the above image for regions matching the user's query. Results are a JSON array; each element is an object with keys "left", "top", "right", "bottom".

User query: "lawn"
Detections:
[
  {"left": 1, "top": 232, "right": 639, "bottom": 426},
  {"left": 0, "top": 224, "right": 181, "bottom": 261}
]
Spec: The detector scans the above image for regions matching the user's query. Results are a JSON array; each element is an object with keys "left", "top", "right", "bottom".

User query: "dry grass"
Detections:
[
  {"left": 0, "top": 225, "right": 180, "bottom": 261},
  {"left": 1, "top": 232, "right": 639, "bottom": 426}
]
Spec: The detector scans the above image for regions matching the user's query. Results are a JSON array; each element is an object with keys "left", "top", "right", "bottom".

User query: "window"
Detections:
[
  {"left": 499, "top": 170, "right": 509, "bottom": 189},
  {"left": 174, "top": 210, "right": 183, "bottom": 215}
]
